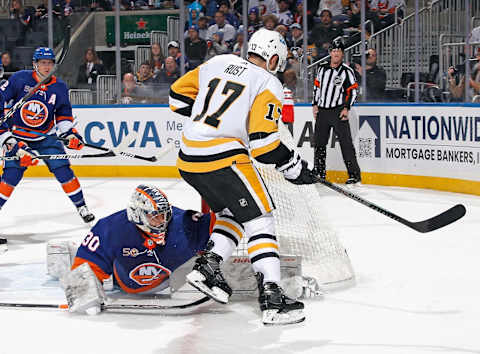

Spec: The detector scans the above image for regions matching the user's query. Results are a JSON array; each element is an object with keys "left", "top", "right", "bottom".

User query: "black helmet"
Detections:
[{"left": 329, "top": 37, "right": 345, "bottom": 52}]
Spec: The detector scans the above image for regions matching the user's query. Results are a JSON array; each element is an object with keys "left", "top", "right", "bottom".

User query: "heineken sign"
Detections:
[{"left": 106, "top": 14, "right": 177, "bottom": 45}]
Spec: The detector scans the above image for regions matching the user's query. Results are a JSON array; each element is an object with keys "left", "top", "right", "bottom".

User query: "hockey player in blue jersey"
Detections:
[
  {"left": 0, "top": 47, "right": 94, "bottom": 249},
  {"left": 69, "top": 184, "right": 220, "bottom": 295}
]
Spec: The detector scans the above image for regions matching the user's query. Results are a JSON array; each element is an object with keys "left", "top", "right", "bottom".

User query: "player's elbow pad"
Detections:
[{"left": 254, "top": 142, "right": 291, "bottom": 165}]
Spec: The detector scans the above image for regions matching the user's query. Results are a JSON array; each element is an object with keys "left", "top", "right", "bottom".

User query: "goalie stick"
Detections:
[
  {"left": 0, "top": 23, "right": 71, "bottom": 126},
  {"left": 0, "top": 296, "right": 210, "bottom": 312},
  {"left": 315, "top": 178, "right": 466, "bottom": 233}
]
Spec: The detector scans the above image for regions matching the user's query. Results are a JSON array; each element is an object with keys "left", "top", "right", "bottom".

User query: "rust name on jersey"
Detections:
[{"left": 224, "top": 64, "right": 247, "bottom": 77}]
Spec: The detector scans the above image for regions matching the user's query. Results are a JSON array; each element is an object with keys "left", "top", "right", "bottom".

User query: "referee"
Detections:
[{"left": 312, "top": 38, "right": 361, "bottom": 185}]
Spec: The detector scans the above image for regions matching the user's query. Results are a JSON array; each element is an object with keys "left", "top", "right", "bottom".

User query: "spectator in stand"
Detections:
[
  {"left": 293, "top": 0, "right": 314, "bottom": 30},
  {"left": 262, "top": 13, "right": 278, "bottom": 30},
  {"left": 196, "top": 16, "right": 209, "bottom": 40},
  {"left": 282, "top": 69, "right": 297, "bottom": 136},
  {"left": 167, "top": 41, "right": 190, "bottom": 73},
  {"left": 447, "top": 49, "right": 480, "bottom": 101},
  {"left": 317, "top": 0, "right": 351, "bottom": 25},
  {"left": 188, "top": 0, "right": 203, "bottom": 27},
  {"left": 136, "top": 62, "right": 156, "bottom": 87},
  {"left": 352, "top": 48, "right": 386, "bottom": 101},
  {"left": 470, "top": 26, "right": 480, "bottom": 44},
  {"left": 370, "top": 0, "right": 404, "bottom": 31},
  {"left": 218, "top": 1, "right": 240, "bottom": 29},
  {"left": 348, "top": 0, "right": 373, "bottom": 28},
  {"left": 232, "top": 25, "right": 246, "bottom": 57},
  {"left": 120, "top": 73, "right": 152, "bottom": 104},
  {"left": 1, "top": 52, "right": 20, "bottom": 80},
  {"left": 205, "top": 31, "right": 230, "bottom": 60},
  {"left": 289, "top": 23, "right": 304, "bottom": 49},
  {"left": 207, "top": 11, "right": 237, "bottom": 44},
  {"left": 157, "top": 56, "right": 181, "bottom": 84},
  {"left": 9, "top": 0, "right": 33, "bottom": 46},
  {"left": 275, "top": 24, "right": 289, "bottom": 43},
  {"left": 146, "top": 43, "right": 165, "bottom": 77},
  {"left": 199, "top": 0, "right": 218, "bottom": 18},
  {"left": 310, "top": 9, "right": 343, "bottom": 58},
  {"left": 63, "top": 0, "right": 74, "bottom": 17},
  {"left": 185, "top": 24, "right": 207, "bottom": 69},
  {"left": 76, "top": 47, "right": 105, "bottom": 89},
  {"left": 276, "top": 0, "right": 293, "bottom": 26},
  {"left": 260, "top": 0, "right": 279, "bottom": 16},
  {"left": 247, "top": 7, "right": 262, "bottom": 37},
  {"left": 34, "top": 0, "right": 48, "bottom": 22}
]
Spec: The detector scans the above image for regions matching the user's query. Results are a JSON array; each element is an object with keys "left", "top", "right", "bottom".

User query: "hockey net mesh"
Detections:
[{"left": 235, "top": 122, "right": 355, "bottom": 288}]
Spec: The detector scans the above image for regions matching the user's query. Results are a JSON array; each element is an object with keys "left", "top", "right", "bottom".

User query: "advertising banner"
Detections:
[
  {"left": 105, "top": 14, "right": 176, "bottom": 45},
  {"left": 291, "top": 105, "right": 480, "bottom": 183},
  {"left": 28, "top": 103, "right": 477, "bottom": 194}
]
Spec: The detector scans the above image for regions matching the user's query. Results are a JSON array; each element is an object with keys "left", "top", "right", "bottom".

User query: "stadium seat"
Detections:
[
  {"left": 12, "top": 47, "right": 36, "bottom": 70},
  {"left": 25, "top": 32, "right": 48, "bottom": 48}
]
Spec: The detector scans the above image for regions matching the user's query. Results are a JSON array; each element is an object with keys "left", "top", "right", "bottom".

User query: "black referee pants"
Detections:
[{"left": 314, "top": 106, "right": 361, "bottom": 177}]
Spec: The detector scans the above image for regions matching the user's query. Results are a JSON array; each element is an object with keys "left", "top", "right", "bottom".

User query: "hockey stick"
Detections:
[
  {"left": 315, "top": 178, "right": 466, "bottom": 233},
  {"left": 0, "top": 24, "right": 71, "bottom": 126},
  {"left": 0, "top": 296, "right": 210, "bottom": 311},
  {"left": 12, "top": 127, "right": 158, "bottom": 162},
  {"left": 0, "top": 152, "right": 116, "bottom": 160}
]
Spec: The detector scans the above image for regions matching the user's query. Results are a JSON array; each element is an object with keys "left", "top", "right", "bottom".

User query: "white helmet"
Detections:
[
  {"left": 247, "top": 28, "right": 288, "bottom": 75},
  {"left": 127, "top": 185, "right": 172, "bottom": 245}
]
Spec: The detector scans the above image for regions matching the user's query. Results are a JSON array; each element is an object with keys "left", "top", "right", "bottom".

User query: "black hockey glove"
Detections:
[{"left": 276, "top": 151, "right": 317, "bottom": 185}]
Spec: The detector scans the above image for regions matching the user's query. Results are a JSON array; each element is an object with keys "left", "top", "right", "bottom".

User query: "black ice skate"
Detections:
[
  {"left": 186, "top": 251, "right": 232, "bottom": 304},
  {"left": 77, "top": 206, "right": 95, "bottom": 223},
  {"left": 345, "top": 175, "right": 361, "bottom": 186},
  {"left": 0, "top": 237, "right": 7, "bottom": 254},
  {"left": 256, "top": 272, "right": 305, "bottom": 325}
]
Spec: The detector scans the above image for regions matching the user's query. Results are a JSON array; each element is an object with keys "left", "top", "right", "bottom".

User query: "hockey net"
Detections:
[{"left": 237, "top": 122, "right": 355, "bottom": 288}]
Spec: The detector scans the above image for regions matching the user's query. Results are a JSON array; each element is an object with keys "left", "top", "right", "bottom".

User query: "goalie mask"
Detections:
[{"left": 127, "top": 185, "right": 172, "bottom": 245}]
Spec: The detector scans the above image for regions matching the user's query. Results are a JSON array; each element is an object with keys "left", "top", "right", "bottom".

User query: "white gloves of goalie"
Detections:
[{"left": 276, "top": 151, "right": 317, "bottom": 185}]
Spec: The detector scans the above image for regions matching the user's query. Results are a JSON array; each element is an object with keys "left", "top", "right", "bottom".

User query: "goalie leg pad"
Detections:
[
  {"left": 61, "top": 263, "right": 106, "bottom": 315},
  {"left": 46, "top": 240, "right": 78, "bottom": 279}
]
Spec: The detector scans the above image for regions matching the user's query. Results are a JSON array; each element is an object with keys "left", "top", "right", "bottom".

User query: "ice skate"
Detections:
[
  {"left": 0, "top": 237, "right": 7, "bottom": 254},
  {"left": 77, "top": 205, "right": 95, "bottom": 223},
  {"left": 256, "top": 272, "right": 305, "bottom": 325},
  {"left": 186, "top": 251, "right": 232, "bottom": 304}
]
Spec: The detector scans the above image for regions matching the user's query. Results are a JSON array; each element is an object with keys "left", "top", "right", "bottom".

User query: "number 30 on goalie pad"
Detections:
[{"left": 170, "top": 255, "right": 323, "bottom": 300}]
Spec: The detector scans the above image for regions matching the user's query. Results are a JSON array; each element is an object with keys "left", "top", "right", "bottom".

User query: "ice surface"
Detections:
[{"left": 0, "top": 178, "right": 479, "bottom": 354}]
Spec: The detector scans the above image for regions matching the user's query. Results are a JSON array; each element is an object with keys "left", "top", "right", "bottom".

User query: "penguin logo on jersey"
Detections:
[
  {"left": 129, "top": 263, "right": 171, "bottom": 286},
  {"left": 20, "top": 100, "right": 49, "bottom": 128}
]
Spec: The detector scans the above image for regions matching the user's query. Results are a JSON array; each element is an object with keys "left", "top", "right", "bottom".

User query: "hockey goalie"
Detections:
[{"left": 49, "top": 184, "right": 322, "bottom": 324}]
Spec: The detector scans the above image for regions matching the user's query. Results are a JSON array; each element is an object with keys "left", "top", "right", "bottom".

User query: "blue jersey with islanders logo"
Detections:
[
  {"left": 0, "top": 70, "right": 73, "bottom": 141},
  {"left": 73, "top": 207, "right": 213, "bottom": 294}
]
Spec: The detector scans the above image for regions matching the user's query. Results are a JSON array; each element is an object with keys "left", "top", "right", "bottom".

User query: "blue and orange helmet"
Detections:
[{"left": 32, "top": 47, "right": 56, "bottom": 63}]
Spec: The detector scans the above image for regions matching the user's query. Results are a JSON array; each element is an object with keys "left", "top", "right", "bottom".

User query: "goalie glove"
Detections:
[
  {"left": 276, "top": 150, "right": 316, "bottom": 185},
  {"left": 4, "top": 138, "right": 38, "bottom": 167},
  {"left": 59, "top": 128, "right": 84, "bottom": 150}
]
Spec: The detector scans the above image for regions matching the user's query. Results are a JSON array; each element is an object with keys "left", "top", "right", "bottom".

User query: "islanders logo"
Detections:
[
  {"left": 129, "top": 262, "right": 171, "bottom": 286},
  {"left": 20, "top": 100, "right": 49, "bottom": 128}
]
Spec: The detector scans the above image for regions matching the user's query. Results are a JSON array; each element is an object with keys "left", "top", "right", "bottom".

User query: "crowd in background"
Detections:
[{"left": 2, "top": 0, "right": 480, "bottom": 105}]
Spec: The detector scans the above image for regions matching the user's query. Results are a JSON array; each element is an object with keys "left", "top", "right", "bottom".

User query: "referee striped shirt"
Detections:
[{"left": 312, "top": 61, "right": 359, "bottom": 109}]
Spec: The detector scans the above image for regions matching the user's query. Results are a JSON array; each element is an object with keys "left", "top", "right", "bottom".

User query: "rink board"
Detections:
[{"left": 9, "top": 103, "right": 480, "bottom": 196}]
